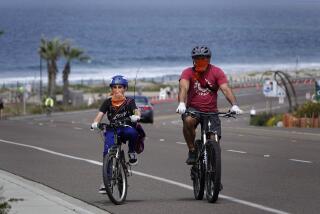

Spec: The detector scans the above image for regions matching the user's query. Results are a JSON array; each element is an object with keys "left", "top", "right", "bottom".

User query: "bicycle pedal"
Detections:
[{"left": 125, "top": 164, "right": 132, "bottom": 176}]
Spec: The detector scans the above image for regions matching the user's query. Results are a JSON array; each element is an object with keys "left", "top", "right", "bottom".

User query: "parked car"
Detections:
[{"left": 127, "top": 95, "right": 154, "bottom": 123}]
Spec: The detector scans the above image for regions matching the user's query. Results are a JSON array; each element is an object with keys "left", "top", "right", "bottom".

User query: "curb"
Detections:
[{"left": 0, "top": 170, "right": 109, "bottom": 214}]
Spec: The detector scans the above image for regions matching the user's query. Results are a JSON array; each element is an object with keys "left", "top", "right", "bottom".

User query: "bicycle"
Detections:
[
  {"left": 94, "top": 120, "right": 132, "bottom": 205},
  {"left": 45, "top": 106, "right": 53, "bottom": 117},
  {"left": 188, "top": 110, "right": 235, "bottom": 203}
]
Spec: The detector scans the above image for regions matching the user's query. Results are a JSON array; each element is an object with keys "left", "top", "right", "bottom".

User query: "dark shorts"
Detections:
[
  {"left": 0, "top": 103, "right": 3, "bottom": 110},
  {"left": 182, "top": 107, "right": 222, "bottom": 138}
]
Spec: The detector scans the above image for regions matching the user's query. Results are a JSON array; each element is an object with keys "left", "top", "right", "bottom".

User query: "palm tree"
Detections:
[
  {"left": 62, "top": 43, "right": 90, "bottom": 105},
  {"left": 38, "top": 37, "right": 64, "bottom": 100}
]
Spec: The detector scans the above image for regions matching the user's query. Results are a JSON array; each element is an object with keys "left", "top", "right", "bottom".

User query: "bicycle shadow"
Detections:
[
  {"left": 94, "top": 199, "right": 145, "bottom": 206},
  {"left": 175, "top": 197, "right": 229, "bottom": 204}
]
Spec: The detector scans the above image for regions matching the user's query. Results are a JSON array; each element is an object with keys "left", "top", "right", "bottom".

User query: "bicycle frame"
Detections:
[{"left": 100, "top": 122, "right": 131, "bottom": 175}]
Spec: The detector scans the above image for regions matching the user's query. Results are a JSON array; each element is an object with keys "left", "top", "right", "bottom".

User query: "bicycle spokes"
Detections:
[{"left": 103, "top": 154, "right": 128, "bottom": 205}]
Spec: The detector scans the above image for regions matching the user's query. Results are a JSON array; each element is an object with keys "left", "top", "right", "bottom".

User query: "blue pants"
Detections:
[{"left": 103, "top": 127, "right": 138, "bottom": 156}]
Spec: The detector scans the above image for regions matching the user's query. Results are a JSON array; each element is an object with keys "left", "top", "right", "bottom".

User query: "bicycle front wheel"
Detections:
[
  {"left": 103, "top": 154, "right": 128, "bottom": 205},
  {"left": 205, "top": 139, "right": 221, "bottom": 203},
  {"left": 192, "top": 140, "right": 205, "bottom": 200}
]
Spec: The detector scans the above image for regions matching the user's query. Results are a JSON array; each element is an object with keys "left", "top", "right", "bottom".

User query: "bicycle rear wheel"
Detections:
[
  {"left": 205, "top": 139, "right": 221, "bottom": 203},
  {"left": 192, "top": 140, "right": 205, "bottom": 200},
  {"left": 103, "top": 154, "right": 128, "bottom": 205}
]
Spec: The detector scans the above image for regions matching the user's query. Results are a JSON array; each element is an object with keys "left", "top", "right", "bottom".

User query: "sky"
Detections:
[{"left": 1, "top": 0, "right": 319, "bottom": 8}]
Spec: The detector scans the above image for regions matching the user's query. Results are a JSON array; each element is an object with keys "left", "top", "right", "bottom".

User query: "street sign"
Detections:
[
  {"left": 263, "top": 80, "right": 286, "bottom": 98},
  {"left": 263, "top": 80, "right": 277, "bottom": 97},
  {"left": 315, "top": 79, "right": 320, "bottom": 101},
  {"left": 276, "top": 85, "right": 286, "bottom": 98},
  {"left": 279, "top": 97, "right": 284, "bottom": 104}
]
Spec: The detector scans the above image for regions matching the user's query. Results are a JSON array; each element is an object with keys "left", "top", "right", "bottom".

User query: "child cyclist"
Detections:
[{"left": 91, "top": 75, "right": 141, "bottom": 194}]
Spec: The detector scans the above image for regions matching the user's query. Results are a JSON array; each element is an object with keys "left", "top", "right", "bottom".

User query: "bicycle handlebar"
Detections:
[
  {"left": 90, "top": 118, "right": 133, "bottom": 131},
  {"left": 186, "top": 110, "right": 236, "bottom": 118}
]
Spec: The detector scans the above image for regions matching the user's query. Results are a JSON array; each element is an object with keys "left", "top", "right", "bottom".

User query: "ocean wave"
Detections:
[{"left": 1, "top": 62, "right": 320, "bottom": 85}]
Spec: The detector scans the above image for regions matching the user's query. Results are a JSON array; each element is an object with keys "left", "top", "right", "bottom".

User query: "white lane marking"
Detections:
[
  {"left": 160, "top": 139, "right": 165, "bottom": 142},
  {"left": 74, "top": 127, "right": 83, "bottom": 130},
  {"left": 0, "top": 138, "right": 291, "bottom": 214},
  {"left": 227, "top": 149, "right": 247, "bottom": 154},
  {"left": 264, "top": 155, "right": 271, "bottom": 158},
  {"left": 238, "top": 134, "right": 244, "bottom": 137},
  {"left": 289, "top": 159, "right": 312, "bottom": 164},
  {"left": 176, "top": 142, "right": 186, "bottom": 145},
  {"left": 291, "top": 140, "right": 297, "bottom": 143}
]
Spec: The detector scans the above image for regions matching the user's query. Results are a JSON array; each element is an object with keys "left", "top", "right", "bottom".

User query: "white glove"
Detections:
[
  {"left": 230, "top": 105, "right": 243, "bottom": 114},
  {"left": 91, "top": 122, "right": 99, "bottom": 130},
  {"left": 176, "top": 102, "right": 186, "bottom": 114},
  {"left": 130, "top": 115, "right": 140, "bottom": 122}
]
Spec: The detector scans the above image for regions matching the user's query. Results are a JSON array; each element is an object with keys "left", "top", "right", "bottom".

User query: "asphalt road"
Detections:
[{"left": 1, "top": 85, "right": 319, "bottom": 214}]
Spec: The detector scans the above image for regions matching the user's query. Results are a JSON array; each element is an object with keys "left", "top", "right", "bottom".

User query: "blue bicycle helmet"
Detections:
[{"left": 109, "top": 75, "right": 128, "bottom": 88}]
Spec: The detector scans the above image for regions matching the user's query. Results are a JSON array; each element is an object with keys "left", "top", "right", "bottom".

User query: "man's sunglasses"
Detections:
[{"left": 193, "top": 55, "right": 210, "bottom": 59}]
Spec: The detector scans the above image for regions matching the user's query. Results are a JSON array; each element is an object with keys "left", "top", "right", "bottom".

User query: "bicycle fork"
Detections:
[{"left": 203, "top": 120, "right": 219, "bottom": 169}]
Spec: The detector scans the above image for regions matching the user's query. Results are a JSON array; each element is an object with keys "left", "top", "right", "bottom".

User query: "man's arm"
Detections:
[
  {"left": 178, "top": 79, "right": 190, "bottom": 103},
  {"left": 219, "top": 83, "right": 237, "bottom": 106}
]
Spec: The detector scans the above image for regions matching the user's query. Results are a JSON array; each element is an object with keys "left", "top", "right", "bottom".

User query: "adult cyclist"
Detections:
[
  {"left": 91, "top": 75, "right": 141, "bottom": 193},
  {"left": 176, "top": 46, "right": 243, "bottom": 165}
]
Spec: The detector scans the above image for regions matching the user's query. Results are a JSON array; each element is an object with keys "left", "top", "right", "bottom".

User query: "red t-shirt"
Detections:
[{"left": 180, "top": 64, "right": 228, "bottom": 112}]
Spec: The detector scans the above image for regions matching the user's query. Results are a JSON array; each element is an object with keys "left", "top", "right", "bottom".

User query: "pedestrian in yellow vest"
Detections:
[{"left": 44, "top": 97, "right": 54, "bottom": 116}]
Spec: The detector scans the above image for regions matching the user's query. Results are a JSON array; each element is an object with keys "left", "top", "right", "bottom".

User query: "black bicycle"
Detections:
[
  {"left": 95, "top": 120, "right": 132, "bottom": 205},
  {"left": 45, "top": 106, "right": 53, "bottom": 117},
  {"left": 188, "top": 110, "right": 235, "bottom": 203}
]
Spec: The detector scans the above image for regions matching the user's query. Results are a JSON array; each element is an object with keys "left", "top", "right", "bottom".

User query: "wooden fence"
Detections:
[{"left": 283, "top": 113, "right": 319, "bottom": 128}]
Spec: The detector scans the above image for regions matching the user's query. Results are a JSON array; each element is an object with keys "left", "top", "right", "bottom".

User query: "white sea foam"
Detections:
[{"left": 1, "top": 63, "right": 319, "bottom": 85}]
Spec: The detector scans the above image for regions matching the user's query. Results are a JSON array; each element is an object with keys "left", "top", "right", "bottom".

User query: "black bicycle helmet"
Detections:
[{"left": 191, "top": 46, "right": 211, "bottom": 58}]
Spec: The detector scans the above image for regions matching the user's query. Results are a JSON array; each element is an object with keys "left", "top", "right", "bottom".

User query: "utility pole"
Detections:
[{"left": 295, "top": 55, "right": 299, "bottom": 78}]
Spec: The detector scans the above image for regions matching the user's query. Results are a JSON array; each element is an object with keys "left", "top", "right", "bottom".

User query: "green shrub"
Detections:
[
  {"left": 28, "top": 105, "right": 43, "bottom": 114},
  {"left": 0, "top": 186, "right": 11, "bottom": 214},
  {"left": 0, "top": 201, "right": 11, "bottom": 214},
  {"left": 250, "top": 112, "right": 273, "bottom": 126},
  {"left": 266, "top": 114, "right": 283, "bottom": 127},
  {"left": 294, "top": 101, "right": 320, "bottom": 117}
]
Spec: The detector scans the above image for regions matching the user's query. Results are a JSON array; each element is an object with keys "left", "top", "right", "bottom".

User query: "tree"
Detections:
[
  {"left": 38, "top": 37, "right": 64, "bottom": 100},
  {"left": 61, "top": 43, "right": 90, "bottom": 105}
]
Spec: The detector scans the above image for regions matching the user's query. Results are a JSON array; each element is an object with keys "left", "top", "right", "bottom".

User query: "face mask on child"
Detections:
[{"left": 111, "top": 85, "right": 126, "bottom": 107}]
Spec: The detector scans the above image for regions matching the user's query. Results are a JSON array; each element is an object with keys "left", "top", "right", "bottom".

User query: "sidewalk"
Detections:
[{"left": 0, "top": 170, "right": 108, "bottom": 214}]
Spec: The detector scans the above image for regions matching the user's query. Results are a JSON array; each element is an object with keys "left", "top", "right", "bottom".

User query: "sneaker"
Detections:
[
  {"left": 98, "top": 184, "right": 107, "bottom": 194},
  {"left": 128, "top": 152, "right": 138, "bottom": 166},
  {"left": 186, "top": 150, "right": 197, "bottom": 165}
]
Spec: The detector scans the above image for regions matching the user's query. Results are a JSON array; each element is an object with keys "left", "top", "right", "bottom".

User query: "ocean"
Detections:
[{"left": 1, "top": 3, "right": 320, "bottom": 84}]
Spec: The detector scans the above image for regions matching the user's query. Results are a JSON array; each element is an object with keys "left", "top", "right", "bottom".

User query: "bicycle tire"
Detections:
[
  {"left": 192, "top": 139, "right": 205, "bottom": 200},
  {"left": 205, "top": 139, "right": 221, "bottom": 203},
  {"left": 103, "top": 154, "right": 128, "bottom": 205}
]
